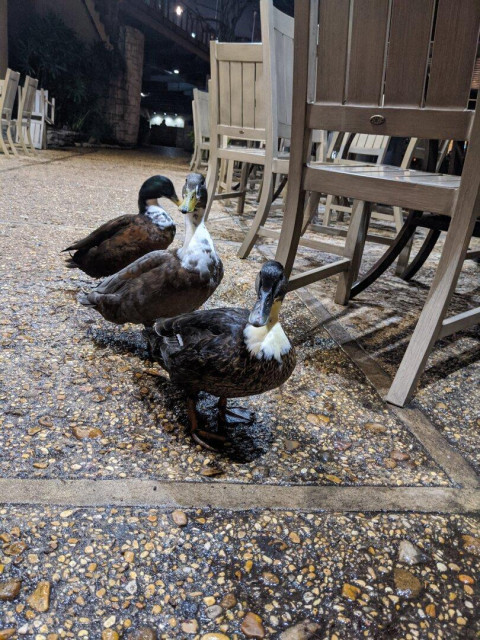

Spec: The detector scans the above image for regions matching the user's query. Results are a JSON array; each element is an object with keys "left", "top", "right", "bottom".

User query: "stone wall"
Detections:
[{"left": 103, "top": 26, "right": 145, "bottom": 146}]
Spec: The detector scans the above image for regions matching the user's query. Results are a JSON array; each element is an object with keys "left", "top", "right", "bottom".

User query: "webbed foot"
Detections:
[
  {"left": 187, "top": 396, "right": 230, "bottom": 451},
  {"left": 192, "top": 429, "right": 228, "bottom": 452},
  {"left": 220, "top": 406, "right": 255, "bottom": 425}
]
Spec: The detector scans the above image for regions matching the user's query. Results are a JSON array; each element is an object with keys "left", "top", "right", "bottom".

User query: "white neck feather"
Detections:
[
  {"left": 145, "top": 205, "right": 174, "bottom": 229},
  {"left": 244, "top": 322, "right": 291, "bottom": 363},
  {"left": 178, "top": 210, "right": 218, "bottom": 275}
]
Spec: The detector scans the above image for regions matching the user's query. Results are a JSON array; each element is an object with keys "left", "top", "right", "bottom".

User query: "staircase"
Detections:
[{"left": 82, "top": 0, "right": 114, "bottom": 50}]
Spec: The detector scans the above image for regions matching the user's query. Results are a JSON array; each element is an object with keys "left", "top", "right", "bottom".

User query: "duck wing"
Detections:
[
  {"left": 63, "top": 214, "right": 136, "bottom": 252},
  {"left": 154, "top": 308, "right": 249, "bottom": 386},
  {"left": 85, "top": 249, "right": 172, "bottom": 297}
]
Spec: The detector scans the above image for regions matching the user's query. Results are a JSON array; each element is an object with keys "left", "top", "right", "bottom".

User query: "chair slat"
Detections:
[
  {"left": 255, "top": 62, "right": 264, "bottom": 130},
  {"left": 426, "top": 0, "right": 480, "bottom": 108},
  {"left": 316, "top": 0, "right": 350, "bottom": 103},
  {"left": 218, "top": 61, "right": 231, "bottom": 126},
  {"left": 307, "top": 104, "right": 474, "bottom": 141},
  {"left": 242, "top": 63, "right": 256, "bottom": 129},
  {"left": 230, "top": 62, "right": 243, "bottom": 126},
  {"left": 275, "top": 33, "right": 286, "bottom": 127},
  {"left": 346, "top": 0, "right": 391, "bottom": 106},
  {"left": 384, "top": 0, "right": 434, "bottom": 107}
]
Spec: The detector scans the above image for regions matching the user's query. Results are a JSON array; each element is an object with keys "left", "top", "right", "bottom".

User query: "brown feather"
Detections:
[{"left": 63, "top": 214, "right": 175, "bottom": 278}]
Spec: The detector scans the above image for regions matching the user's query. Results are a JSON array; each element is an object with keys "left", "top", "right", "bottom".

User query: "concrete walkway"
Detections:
[{"left": 0, "top": 149, "right": 479, "bottom": 640}]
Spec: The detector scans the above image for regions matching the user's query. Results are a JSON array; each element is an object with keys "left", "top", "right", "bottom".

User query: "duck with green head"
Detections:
[
  {"left": 151, "top": 260, "right": 296, "bottom": 450},
  {"left": 63, "top": 175, "right": 180, "bottom": 278}
]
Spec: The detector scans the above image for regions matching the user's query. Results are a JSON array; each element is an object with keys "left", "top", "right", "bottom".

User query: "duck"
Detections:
[
  {"left": 63, "top": 175, "right": 180, "bottom": 278},
  {"left": 151, "top": 260, "right": 296, "bottom": 450},
  {"left": 78, "top": 172, "right": 223, "bottom": 327}
]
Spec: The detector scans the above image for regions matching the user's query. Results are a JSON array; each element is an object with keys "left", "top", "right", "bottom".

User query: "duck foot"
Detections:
[
  {"left": 187, "top": 396, "right": 229, "bottom": 451},
  {"left": 219, "top": 405, "right": 255, "bottom": 426},
  {"left": 192, "top": 429, "right": 228, "bottom": 452}
]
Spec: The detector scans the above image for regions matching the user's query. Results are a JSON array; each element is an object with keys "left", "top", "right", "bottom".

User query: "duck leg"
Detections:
[
  {"left": 217, "top": 397, "right": 255, "bottom": 426},
  {"left": 187, "top": 396, "right": 228, "bottom": 451}
]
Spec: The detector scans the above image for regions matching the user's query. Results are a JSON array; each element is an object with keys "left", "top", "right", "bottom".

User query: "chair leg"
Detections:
[
  {"left": 204, "top": 154, "right": 220, "bottom": 221},
  {"left": 301, "top": 191, "right": 321, "bottom": 234},
  {"left": 400, "top": 229, "right": 441, "bottom": 282},
  {"left": 26, "top": 122, "right": 37, "bottom": 155},
  {"left": 387, "top": 202, "right": 479, "bottom": 407},
  {"left": 393, "top": 206, "right": 412, "bottom": 275},
  {"left": 237, "top": 169, "right": 274, "bottom": 259},
  {"left": 0, "top": 127, "right": 11, "bottom": 157},
  {"left": 237, "top": 162, "right": 250, "bottom": 214},
  {"left": 18, "top": 123, "right": 30, "bottom": 155},
  {"left": 335, "top": 201, "right": 371, "bottom": 305},
  {"left": 323, "top": 194, "right": 335, "bottom": 226},
  {"left": 190, "top": 146, "right": 198, "bottom": 171},
  {"left": 350, "top": 210, "right": 422, "bottom": 299},
  {"left": 6, "top": 124, "right": 18, "bottom": 156},
  {"left": 224, "top": 159, "right": 234, "bottom": 206}
]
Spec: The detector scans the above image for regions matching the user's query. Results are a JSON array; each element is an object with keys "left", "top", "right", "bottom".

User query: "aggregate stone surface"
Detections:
[
  {"left": 0, "top": 506, "right": 480, "bottom": 639},
  {"left": 0, "top": 150, "right": 448, "bottom": 485}
]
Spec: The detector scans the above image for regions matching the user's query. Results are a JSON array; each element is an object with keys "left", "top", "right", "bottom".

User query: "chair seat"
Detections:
[
  {"left": 304, "top": 162, "right": 461, "bottom": 215},
  {"left": 218, "top": 145, "right": 290, "bottom": 172}
]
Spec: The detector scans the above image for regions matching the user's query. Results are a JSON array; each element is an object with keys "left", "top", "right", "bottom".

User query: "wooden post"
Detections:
[{"left": 0, "top": 0, "right": 8, "bottom": 77}]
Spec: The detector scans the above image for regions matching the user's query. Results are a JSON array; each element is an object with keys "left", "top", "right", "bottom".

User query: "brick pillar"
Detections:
[
  {"left": 0, "top": 0, "right": 8, "bottom": 77},
  {"left": 104, "top": 26, "right": 144, "bottom": 145}
]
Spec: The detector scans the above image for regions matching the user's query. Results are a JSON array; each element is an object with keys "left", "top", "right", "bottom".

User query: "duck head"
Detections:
[
  {"left": 248, "top": 261, "right": 288, "bottom": 328},
  {"left": 179, "top": 173, "right": 208, "bottom": 222},
  {"left": 138, "top": 175, "right": 181, "bottom": 212}
]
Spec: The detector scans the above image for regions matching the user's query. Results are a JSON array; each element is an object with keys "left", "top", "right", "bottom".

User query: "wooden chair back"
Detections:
[
  {"left": 309, "top": 0, "right": 480, "bottom": 141},
  {"left": 0, "top": 69, "right": 20, "bottom": 123},
  {"left": 260, "top": 0, "right": 294, "bottom": 141},
  {"left": 18, "top": 76, "right": 39, "bottom": 122},
  {"left": 209, "top": 41, "right": 266, "bottom": 144},
  {"left": 346, "top": 133, "right": 390, "bottom": 163},
  {"left": 193, "top": 88, "right": 210, "bottom": 140}
]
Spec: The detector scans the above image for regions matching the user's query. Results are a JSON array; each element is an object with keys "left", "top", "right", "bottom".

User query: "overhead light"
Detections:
[
  {"left": 173, "top": 69, "right": 179, "bottom": 74},
  {"left": 191, "top": 32, "right": 196, "bottom": 38},
  {"left": 175, "top": 5, "right": 183, "bottom": 16},
  {"left": 175, "top": 113, "right": 178, "bottom": 116},
  {"left": 164, "top": 112, "right": 166, "bottom": 115},
  {"left": 140, "top": 92, "right": 147, "bottom": 97}
]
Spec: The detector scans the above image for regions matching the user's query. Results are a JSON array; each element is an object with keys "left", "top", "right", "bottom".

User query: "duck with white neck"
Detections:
[{"left": 78, "top": 173, "right": 223, "bottom": 327}]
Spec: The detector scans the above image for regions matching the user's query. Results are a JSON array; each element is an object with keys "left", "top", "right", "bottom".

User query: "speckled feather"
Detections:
[{"left": 153, "top": 308, "right": 296, "bottom": 398}]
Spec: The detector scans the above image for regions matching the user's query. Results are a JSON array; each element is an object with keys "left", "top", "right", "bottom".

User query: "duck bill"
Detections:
[
  {"left": 170, "top": 193, "right": 182, "bottom": 206},
  {"left": 248, "top": 291, "right": 273, "bottom": 327},
  {"left": 179, "top": 190, "right": 197, "bottom": 213}
]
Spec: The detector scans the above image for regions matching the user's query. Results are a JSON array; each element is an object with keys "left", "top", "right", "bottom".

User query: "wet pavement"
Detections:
[{"left": 0, "top": 148, "right": 479, "bottom": 639}]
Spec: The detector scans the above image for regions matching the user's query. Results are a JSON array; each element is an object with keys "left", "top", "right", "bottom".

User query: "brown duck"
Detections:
[
  {"left": 151, "top": 260, "right": 296, "bottom": 450},
  {"left": 78, "top": 173, "right": 223, "bottom": 326},
  {"left": 63, "top": 175, "right": 180, "bottom": 278}
]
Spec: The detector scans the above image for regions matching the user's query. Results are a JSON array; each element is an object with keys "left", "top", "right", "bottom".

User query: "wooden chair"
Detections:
[
  {"left": 204, "top": 1, "right": 291, "bottom": 229},
  {"left": 15, "top": 75, "right": 39, "bottom": 155},
  {"left": 0, "top": 68, "right": 20, "bottom": 157},
  {"left": 190, "top": 88, "right": 210, "bottom": 171},
  {"left": 275, "top": 0, "right": 480, "bottom": 406},
  {"left": 234, "top": 1, "right": 294, "bottom": 253},
  {"left": 29, "top": 88, "right": 55, "bottom": 150},
  {"left": 304, "top": 134, "right": 418, "bottom": 274}
]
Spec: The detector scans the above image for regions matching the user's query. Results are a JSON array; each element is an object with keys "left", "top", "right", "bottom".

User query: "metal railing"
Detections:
[{"left": 140, "top": 0, "right": 216, "bottom": 51}]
